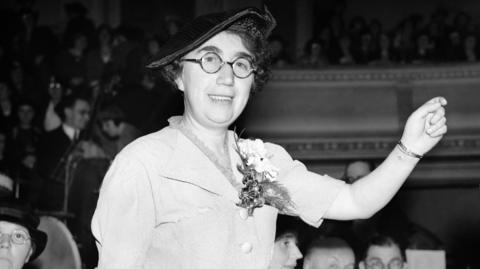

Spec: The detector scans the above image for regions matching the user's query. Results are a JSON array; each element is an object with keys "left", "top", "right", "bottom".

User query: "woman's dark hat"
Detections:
[
  {"left": 0, "top": 198, "right": 47, "bottom": 260},
  {"left": 146, "top": 6, "right": 276, "bottom": 69}
]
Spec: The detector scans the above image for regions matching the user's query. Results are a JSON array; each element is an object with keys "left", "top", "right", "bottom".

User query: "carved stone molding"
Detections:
[
  {"left": 269, "top": 135, "right": 480, "bottom": 160},
  {"left": 270, "top": 63, "right": 480, "bottom": 82}
]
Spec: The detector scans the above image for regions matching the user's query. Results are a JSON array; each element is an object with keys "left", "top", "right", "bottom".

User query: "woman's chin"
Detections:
[{"left": 206, "top": 115, "right": 237, "bottom": 127}]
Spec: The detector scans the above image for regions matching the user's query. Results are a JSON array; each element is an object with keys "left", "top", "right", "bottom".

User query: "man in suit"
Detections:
[{"left": 36, "top": 93, "right": 90, "bottom": 211}]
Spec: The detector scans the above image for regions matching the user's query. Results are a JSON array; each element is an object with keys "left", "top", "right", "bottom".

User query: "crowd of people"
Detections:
[
  {"left": 0, "top": 2, "right": 452, "bottom": 269},
  {"left": 0, "top": 1, "right": 184, "bottom": 201},
  {"left": 0, "top": 2, "right": 184, "bottom": 268},
  {"left": 269, "top": 5, "right": 480, "bottom": 67}
]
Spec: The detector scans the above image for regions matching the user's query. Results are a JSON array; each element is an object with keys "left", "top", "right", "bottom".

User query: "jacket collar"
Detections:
[{"left": 160, "top": 128, "right": 241, "bottom": 202}]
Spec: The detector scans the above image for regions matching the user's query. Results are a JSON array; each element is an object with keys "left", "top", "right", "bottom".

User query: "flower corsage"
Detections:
[{"left": 235, "top": 138, "right": 294, "bottom": 216}]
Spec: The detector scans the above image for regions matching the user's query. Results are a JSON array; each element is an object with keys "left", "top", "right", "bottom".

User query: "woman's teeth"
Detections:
[{"left": 209, "top": 95, "right": 233, "bottom": 102}]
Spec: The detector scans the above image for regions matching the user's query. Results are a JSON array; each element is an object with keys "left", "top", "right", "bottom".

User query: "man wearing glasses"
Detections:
[
  {"left": 359, "top": 234, "right": 406, "bottom": 269},
  {"left": 0, "top": 198, "right": 47, "bottom": 269}
]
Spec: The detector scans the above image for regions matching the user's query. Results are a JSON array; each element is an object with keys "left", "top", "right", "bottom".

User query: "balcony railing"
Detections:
[{"left": 239, "top": 63, "right": 480, "bottom": 185}]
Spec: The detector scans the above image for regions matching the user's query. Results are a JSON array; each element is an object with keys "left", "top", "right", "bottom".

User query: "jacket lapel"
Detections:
[{"left": 160, "top": 131, "right": 239, "bottom": 202}]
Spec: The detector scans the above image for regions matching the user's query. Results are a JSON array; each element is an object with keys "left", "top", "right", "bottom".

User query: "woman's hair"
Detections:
[{"left": 160, "top": 16, "right": 271, "bottom": 93}]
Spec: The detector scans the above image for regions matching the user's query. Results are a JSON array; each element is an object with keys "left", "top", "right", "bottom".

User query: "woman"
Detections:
[
  {"left": 269, "top": 216, "right": 303, "bottom": 269},
  {"left": 0, "top": 198, "right": 48, "bottom": 269},
  {"left": 91, "top": 6, "right": 447, "bottom": 269}
]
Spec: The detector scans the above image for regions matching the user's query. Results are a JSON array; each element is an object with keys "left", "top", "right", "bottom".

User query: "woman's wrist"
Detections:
[{"left": 397, "top": 140, "right": 423, "bottom": 159}]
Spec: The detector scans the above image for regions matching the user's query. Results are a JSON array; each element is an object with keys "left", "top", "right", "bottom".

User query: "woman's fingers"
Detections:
[
  {"left": 426, "top": 96, "right": 448, "bottom": 106},
  {"left": 414, "top": 97, "right": 447, "bottom": 119},
  {"left": 429, "top": 106, "right": 446, "bottom": 125},
  {"left": 428, "top": 125, "right": 448, "bottom": 138},
  {"left": 426, "top": 117, "right": 447, "bottom": 136}
]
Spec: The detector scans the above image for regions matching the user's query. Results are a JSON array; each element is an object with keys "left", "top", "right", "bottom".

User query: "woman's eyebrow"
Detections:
[
  {"left": 196, "top": 45, "right": 221, "bottom": 54},
  {"left": 235, "top": 51, "right": 254, "bottom": 60},
  {"left": 196, "top": 45, "right": 253, "bottom": 59}
]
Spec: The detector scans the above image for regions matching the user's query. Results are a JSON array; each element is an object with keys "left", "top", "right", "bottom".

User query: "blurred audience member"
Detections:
[
  {"left": 461, "top": 33, "right": 478, "bottom": 62},
  {"left": 0, "top": 81, "right": 15, "bottom": 132},
  {"left": 54, "top": 32, "right": 88, "bottom": 92},
  {"left": 300, "top": 38, "right": 329, "bottom": 68},
  {"left": 348, "top": 16, "right": 368, "bottom": 49},
  {"left": 111, "top": 26, "right": 142, "bottom": 79},
  {"left": 269, "top": 215, "right": 303, "bottom": 269},
  {"left": 7, "top": 99, "right": 42, "bottom": 204},
  {"left": 303, "top": 237, "right": 355, "bottom": 269},
  {"left": 98, "top": 105, "right": 141, "bottom": 158},
  {"left": 8, "top": 99, "right": 39, "bottom": 162},
  {"left": 411, "top": 32, "right": 436, "bottom": 64},
  {"left": 42, "top": 78, "right": 63, "bottom": 132},
  {"left": 0, "top": 132, "right": 11, "bottom": 176},
  {"left": 36, "top": 93, "right": 91, "bottom": 211},
  {"left": 163, "top": 15, "right": 183, "bottom": 39},
  {"left": 445, "top": 30, "right": 464, "bottom": 61},
  {"left": 86, "top": 24, "right": 116, "bottom": 91},
  {"left": 452, "top": 11, "right": 472, "bottom": 37},
  {"left": 8, "top": 60, "right": 36, "bottom": 103},
  {"left": 63, "top": 1, "right": 95, "bottom": 49},
  {"left": 333, "top": 34, "right": 355, "bottom": 65},
  {"left": 359, "top": 234, "right": 406, "bottom": 269},
  {"left": 11, "top": 7, "right": 58, "bottom": 70},
  {"left": 0, "top": 172, "right": 13, "bottom": 198},
  {"left": 371, "top": 33, "right": 395, "bottom": 65},
  {"left": 268, "top": 35, "right": 293, "bottom": 68},
  {"left": 343, "top": 160, "right": 375, "bottom": 184},
  {"left": 353, "top": 30, "right": 376, "bottom": 64}
]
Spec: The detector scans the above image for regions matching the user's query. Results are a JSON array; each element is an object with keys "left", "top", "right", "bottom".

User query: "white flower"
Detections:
[{"left": 237, "top": 138, "right": 279, "bottom": 181}]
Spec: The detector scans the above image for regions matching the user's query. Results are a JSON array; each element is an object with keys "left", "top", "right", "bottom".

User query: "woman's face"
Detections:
[
  {"left": 0, "top": 221, "right": 33, "bottom": 269},
  {"left": 176, "top": 31, "right": 254, "bottom": 130},
  {"left": 269, "top": 232, "right": 303, "bottom": 269}
]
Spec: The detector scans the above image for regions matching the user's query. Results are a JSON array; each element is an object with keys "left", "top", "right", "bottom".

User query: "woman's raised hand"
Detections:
[{"left": 400, "top": 96, "right": 448, "bottom": 156}]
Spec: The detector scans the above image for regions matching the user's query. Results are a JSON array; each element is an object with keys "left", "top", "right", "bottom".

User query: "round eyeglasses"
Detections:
[
  {"left": 180, "top": 52, "right": 256, "bottom": 79},
  {"left": 0, "top": 230, "right": 31, "bottom": 245},
  {"left": 365, "top": 257, "right": 403, "bottom": 269}
]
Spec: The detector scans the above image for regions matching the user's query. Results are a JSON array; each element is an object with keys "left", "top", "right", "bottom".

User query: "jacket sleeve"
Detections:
[
  {"left": 266, "top": 142, "right": 346, "bottom": 227},
  {"left": 91, "top": 151, "right": 156, "bottom": 269}
]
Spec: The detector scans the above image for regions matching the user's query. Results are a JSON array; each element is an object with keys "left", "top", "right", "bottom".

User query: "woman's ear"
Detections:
[
  {"left": 174, "top": 76, "right": 184, "bottom": 92},
  {"left": 402, "top": 261, "right": 408, "bottom": 269}
]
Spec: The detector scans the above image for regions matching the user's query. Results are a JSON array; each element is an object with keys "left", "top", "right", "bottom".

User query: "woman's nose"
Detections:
[
  {"left": 216, "top": 63, "right": 234, "bottom": 86},
  {"left": 0, "top": 234, "right": 11, "bottom": 247}
]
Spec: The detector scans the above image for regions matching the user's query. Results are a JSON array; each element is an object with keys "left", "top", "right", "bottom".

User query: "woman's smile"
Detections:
[{"left": 208, "top": 94, "right": 234, "bottom": 103}]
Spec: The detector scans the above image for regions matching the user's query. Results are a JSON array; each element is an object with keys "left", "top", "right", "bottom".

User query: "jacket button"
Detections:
[
  {"left": 241, "top": 242, "right": 253, "bottom": 253},
  {"left": 239, "top": 208, "right": 248, "bottom": 220}
]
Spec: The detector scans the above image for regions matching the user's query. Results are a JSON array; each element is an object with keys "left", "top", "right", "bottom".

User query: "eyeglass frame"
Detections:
[
  {"left": 364, "top": 257, "right": 404, "bottom": 269},
  {"left": 0, "top": 229, "right": 32, "bottom": 245},
  {"left": 180, "top": 51, "right": 257, "bottom": 79}
]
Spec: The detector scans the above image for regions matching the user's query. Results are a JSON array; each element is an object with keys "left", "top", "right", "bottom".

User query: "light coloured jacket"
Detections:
[{"left": 91, "top": 119, "right": 344, "bottom": 269}]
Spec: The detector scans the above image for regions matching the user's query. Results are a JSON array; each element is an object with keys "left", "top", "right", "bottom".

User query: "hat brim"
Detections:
[
  {"left": 29, "top": 229, "right": 47, "bottom": 260},
  {"left": 146, "top": 6, "right": 276, "bottom": 69}
]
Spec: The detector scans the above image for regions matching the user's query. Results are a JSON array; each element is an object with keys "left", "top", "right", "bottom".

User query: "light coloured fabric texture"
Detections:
[{"left": 91, "top": 117, "right": 345, "bottom": 269}]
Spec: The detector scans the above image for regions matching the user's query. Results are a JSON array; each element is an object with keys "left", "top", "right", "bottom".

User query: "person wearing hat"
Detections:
[
  {"left": 91, "top": 6, "right": 447, "bottom": 269},
  {"left": 0, "top": 198, "right": 47, "bottom": 269}
]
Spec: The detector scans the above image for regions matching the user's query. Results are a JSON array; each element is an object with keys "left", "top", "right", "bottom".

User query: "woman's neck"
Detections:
[{"left": 180, "top": 115, "right": 229, "bottom": 155}]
